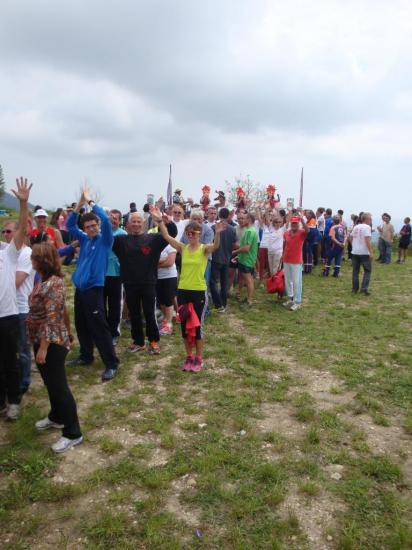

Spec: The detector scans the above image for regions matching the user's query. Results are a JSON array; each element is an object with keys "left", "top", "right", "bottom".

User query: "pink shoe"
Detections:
[
  {"left": 182, "top": 356, "right": 193, "bottom": 371},
  {"left": 190, "top": 357, "right": 203, "bottom": 372},
  {"left": 159, "top": 323, "right": 173, "bottom": 335}
]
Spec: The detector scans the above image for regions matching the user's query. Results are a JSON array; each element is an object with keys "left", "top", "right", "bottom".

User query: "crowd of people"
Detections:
[{"left": 0, "top": 179, "right": 410, "bottom": 454}]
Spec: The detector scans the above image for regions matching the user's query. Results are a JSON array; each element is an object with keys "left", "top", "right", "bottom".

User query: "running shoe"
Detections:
[
  {"left": 128, "top": 343, "right": 146, "bottom": 353},
  {"left": 51, "top": 436, "right": 83, "bottom": 454},
  {"left": 6, "top": 404, "right": 20, "bottom": 421},
  {"left": 182, "top": 356, "right": 194, "bottom": 371},
  {"left": 217, "top": 306, "right": 226, "bottom": 313},
  {"left": 148, "top": 341, "right": 160, "bottom": 355},
  {"left": 35, "top": 417, "right": 64, "bottom": 431},
  {"left": 290, "top": 303, "right": 301, "bottom": 311},
  {"left": 191, "top": 357, "right": 203, "bottom": 372},
  {"left": 159, "top": 323, "right": 173, "bottom": 335}
]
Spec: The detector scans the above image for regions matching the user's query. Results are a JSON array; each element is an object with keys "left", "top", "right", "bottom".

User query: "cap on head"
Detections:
[
  {"left": 34, "top": 209, "right": 48, "bottom": 218},
  {"left": 291, "top": 216, "right": 300, "bottom": 223}
]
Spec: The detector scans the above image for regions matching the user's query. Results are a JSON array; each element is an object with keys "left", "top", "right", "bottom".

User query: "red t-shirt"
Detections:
[
  {"left": 283, "top": 229, "right": 306, "bottom": 264},
  {"left": 30, "top": 227, "right": 57, "bottom": 247}
]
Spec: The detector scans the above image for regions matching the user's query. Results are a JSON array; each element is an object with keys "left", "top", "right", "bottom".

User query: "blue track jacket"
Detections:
[{"left": 66, "top": 205, "right": 113, "bottom": 290}]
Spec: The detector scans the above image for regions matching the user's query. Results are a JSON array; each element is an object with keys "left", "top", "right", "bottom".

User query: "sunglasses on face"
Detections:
[
  {"left": 173, "top": 211, "right": 182, "bottom": 215},
  {"left": 2, "top": 229, "right": 13, "bottom": 234},
  {"left": 186, "top": 230, "right": 201, "bottom": 237}
]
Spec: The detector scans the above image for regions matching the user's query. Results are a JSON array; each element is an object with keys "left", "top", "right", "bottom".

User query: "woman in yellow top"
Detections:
[{"left": 150, "top": 206, "right": 225, "bottom": 371}]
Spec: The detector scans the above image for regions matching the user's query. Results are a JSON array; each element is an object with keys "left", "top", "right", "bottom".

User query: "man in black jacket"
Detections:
[{"left": 113, "top": 212, "right": 177, "bottom": 354}]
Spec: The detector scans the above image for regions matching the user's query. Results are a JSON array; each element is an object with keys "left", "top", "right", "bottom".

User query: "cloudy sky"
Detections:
[{"left": 1, "top": 0, "right": 412, "bottom": 221}]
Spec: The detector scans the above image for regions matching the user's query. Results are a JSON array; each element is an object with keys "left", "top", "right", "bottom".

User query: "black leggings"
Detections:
[
  {"left": 35, "top": 344, "right": 82, "bottom": 439},
  {"left": 177, "top": 289, "right": 207, "bottom": 340}
]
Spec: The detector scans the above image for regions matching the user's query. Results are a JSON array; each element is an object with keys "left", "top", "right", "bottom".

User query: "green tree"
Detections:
[{"left": 0, "top": 164, "right": 5, "bottom": 205}]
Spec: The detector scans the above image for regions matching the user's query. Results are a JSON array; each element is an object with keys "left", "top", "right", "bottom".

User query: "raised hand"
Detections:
[
  {"left": 78, "top": 185, "right": 92, "bottom": 206},
  {"left": 12, "top": 177, "right": 33, "bottom": 202},
  {"left": 215, "top": 220, "right": 226, "bottom": 233},
  {"left": 149, "top": 205, "right": 162, "bottom": 223}
]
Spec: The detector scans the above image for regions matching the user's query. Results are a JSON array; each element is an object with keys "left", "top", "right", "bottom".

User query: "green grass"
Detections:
[{"left": 0, "top": 255, "right": 411, "bottom": 548}]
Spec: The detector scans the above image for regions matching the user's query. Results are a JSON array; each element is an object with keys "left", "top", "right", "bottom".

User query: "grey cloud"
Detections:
[{"left": 0, "top": 0, "right": 400, "bottom": 138}]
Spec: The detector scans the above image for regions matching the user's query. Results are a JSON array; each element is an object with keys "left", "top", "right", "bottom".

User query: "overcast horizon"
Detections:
[{"left": 1, "top": 1, "right": 412, "bottom": 220}]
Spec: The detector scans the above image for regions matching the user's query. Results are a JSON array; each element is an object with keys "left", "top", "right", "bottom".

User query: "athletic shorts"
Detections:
[
  {"left": 156, "top": 277, "right": 177, "bottom": 307},
  {"left": 177, "top": 289, "right": 207, "bottom": 340},
  {"left": 399, "top": 241, "right": 410, "bottom": 250},
  {"left": 238, "top": 262, "right": 254, "bottom": 274}
]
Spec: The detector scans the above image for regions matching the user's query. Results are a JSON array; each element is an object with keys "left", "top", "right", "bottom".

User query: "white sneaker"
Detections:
[
  {"left": 290, "top": 303, "right": 301, "bottom": 311},
  {"left": 51, "top": 436, "right": 83, "bottom": 453},
  {"left": 282, "top": 299, "right": 293, "bottom": 308},
  {"left": 6, "top": 404, "right": 20, "bottom": 421},
  {"left": 35, "top": 417, "right": 64, "bottom": 431}
]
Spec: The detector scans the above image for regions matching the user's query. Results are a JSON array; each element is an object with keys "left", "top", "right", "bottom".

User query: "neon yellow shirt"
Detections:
[{"left": 178, "top": 244, "right": 208, "bottom": 291}]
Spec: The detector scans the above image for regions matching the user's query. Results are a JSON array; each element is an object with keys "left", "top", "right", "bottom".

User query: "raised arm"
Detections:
[
  {"left": 205, "top": 221, "right": 225, "bottom": 254},
  {"left": 149, "top": 206, "right": 183, "bottom": 253},
  {"left": 11, "top": 177, "right": 32, "bottom": 250}
]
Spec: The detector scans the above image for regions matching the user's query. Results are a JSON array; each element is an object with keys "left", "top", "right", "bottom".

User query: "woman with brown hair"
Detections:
[{"left": 28, "top": 242, "right": 83, "bottom": 453}]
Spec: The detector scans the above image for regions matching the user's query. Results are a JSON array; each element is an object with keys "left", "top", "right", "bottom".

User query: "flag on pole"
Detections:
[
  {"left": 299, "top": 167, "right": 303, "bottom": 208},
  {"left": 167, "top": 164, "right": 173, "bottom": 206}
]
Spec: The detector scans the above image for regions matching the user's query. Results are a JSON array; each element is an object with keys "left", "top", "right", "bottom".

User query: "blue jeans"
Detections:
[
  {"left": 210, "top": 261, "right": 229, "bottom": 308},
  {"left": 324, "top": 246, "right": 343, "bottom": 276},
  {"left": 381, "top": 240, "right": 392, "bottom": 263},
  {"left": 284, "top": 263, "right": 303, "bottom": 304},
  {"left": 17, "top": 313, "right": 32, "bottom": 393}
]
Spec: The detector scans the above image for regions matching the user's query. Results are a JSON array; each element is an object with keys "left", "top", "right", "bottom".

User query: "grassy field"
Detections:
[{"left": 0, "top": 255, "right": 411, "bottom": 549}]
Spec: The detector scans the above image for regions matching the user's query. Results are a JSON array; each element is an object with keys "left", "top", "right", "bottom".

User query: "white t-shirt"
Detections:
[
  {"left": 317, "top": 214, "right": 325, "bottom": 232},
  {"left": 0, "top": 241, "right": 20, "bottom": 318},
  {"left": 351, "top": 223, "right": 372, "bottom": 255},
  {"left": 16, "top": 246, "right": 35, "bottom": 314},
  {"left": 267, "top": 226, "right": 285, "bottom": 253},
  {"left": 259, "top": 224, "right": 273, "bottom": 248},
  {"left": 158, "top": 245, "right": 178, "bottom": 280},
  {"left": 174, "top": 219, "right": 189, "bottom": 241}
]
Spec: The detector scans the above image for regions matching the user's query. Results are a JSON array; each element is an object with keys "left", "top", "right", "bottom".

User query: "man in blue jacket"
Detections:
[{"left": 66, "top": 187, "right": 119, "bottom": 381}]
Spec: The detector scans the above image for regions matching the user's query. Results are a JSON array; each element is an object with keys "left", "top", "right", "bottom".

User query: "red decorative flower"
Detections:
[{"left": 141, "top": 246, "right": 151, "bottom": 255}]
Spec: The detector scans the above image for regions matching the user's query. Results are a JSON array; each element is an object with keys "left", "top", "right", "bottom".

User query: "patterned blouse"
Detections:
[{"left": 28, "top": 275, "right": 70, "bottom": 349}]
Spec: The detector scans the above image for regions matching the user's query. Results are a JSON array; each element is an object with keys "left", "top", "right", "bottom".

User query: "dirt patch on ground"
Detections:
[
  {"left": 166, "top": 474, "right": 201, "bottom": 527},
  {"left": 258, "top": 402, "right": 307, "bottom": 438},
  {"left": 52, "top": 443, "right": 113, "bottom": 484},
  {"left": 279, "top": 487, "right": 345, "bottom": 550},
  {"left": 343, "top": 413, "right": 412, "bottom": 457}
]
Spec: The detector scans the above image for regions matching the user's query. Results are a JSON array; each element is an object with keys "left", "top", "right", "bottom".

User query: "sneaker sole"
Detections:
[
  {"left": 127, "top": 347, "right": 146, "bottom": 353},
  {"left": 52, "top": 436, "right": 84, "bottom": 454},
  {"left": 36, "top": 423, "right": 64, "bottom": 431}
]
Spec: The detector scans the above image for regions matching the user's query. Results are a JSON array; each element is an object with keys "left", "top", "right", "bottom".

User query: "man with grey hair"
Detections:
[
  {"left": 112, "top": 211, "right": 177, "bottom": 354},
  {"left": 348, "top": 212, "right": 373, "bottom": 295}
]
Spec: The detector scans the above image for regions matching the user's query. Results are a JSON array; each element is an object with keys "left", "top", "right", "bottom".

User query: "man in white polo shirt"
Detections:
[
  {"left": 348, "top": 212, "right": 373, "bottom": 296},
  {"left": 1, "top": 220, "right": 35, "bottom": 394},
  {"left": 0, "top": 177, "right": 33, "bottom": 420}
]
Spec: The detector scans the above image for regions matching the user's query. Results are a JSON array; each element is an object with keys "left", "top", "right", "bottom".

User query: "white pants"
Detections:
[
  {"left": 268, "top": 251, "right": 282, "bottom": 275},
  {"left": 283, "top": 263, "right": 303, "bottom": 304}
]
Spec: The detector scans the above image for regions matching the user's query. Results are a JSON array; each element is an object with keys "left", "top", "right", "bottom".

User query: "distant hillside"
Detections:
[{"left": 0, "top": 191, "right": 35, "bottom": 211}]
